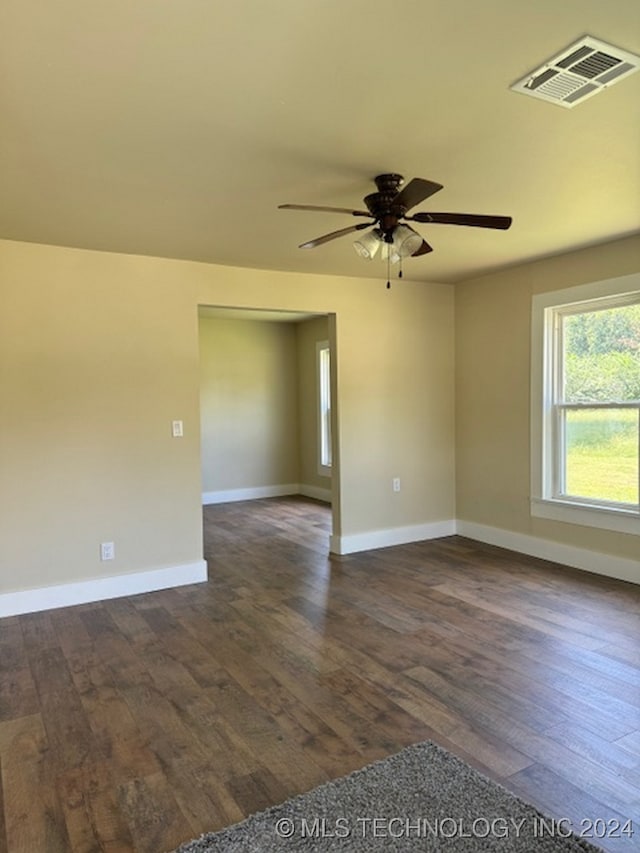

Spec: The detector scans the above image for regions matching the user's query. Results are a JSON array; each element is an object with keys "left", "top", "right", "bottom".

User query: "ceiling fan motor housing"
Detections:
[
  {"left": 374, "top": 173, "right": 404, "bottom": 193},
  {"left": 365, "top": 174, "right": 407, "bottom": 239}
]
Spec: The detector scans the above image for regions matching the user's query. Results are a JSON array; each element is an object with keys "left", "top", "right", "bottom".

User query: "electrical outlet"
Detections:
[
  {"left": 172, "top": 420, "right": 184, "bottom": 437},
  {"left": 100, "top": 541, "right": 115, "bottom": 561},
  {"left": 393, "top": 477, "right": 401, "bottom": 492}
]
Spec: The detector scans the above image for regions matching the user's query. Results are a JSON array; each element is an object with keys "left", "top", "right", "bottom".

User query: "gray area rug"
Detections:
[{"left": 173, "top": 740, "right": 606, "bottom": 851}]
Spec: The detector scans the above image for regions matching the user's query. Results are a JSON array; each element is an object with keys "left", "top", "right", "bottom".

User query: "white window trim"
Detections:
[
  {"left": 317, "top": 340, "right": 332, "bottom": 478},
  {"left": 531, "top": 272, "right": 640, "bottom": 536}
]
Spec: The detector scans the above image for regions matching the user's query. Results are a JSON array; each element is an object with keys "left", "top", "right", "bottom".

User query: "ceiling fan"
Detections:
[{"left": 279, "top": 173, "right": 512, "bottom": 267}]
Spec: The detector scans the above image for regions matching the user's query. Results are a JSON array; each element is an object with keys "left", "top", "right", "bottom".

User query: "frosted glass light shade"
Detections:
[
  {"left": 353, "top": 229, "right": 382, "bottom": 259},
  {"left": 393, "top": 224, "right": 423, "bottom": 258}
]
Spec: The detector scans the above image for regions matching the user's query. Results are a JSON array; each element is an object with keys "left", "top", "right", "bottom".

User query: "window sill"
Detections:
[{"left": 531, "top": 497, "right": 640, "bottom": 535}]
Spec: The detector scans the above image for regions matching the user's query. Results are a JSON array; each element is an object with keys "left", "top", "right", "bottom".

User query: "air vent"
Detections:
[{"left": 510, "top": 36, "right": 640, "bottom": 108}]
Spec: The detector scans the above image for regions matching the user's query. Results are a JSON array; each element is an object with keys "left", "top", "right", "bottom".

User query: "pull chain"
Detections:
[{"left": 386, "top": 250, "right": 391, "bottom": 289}]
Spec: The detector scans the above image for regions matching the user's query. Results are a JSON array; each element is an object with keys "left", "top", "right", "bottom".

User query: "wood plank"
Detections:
[
  {"left": 0, "top": 755, "right": 7, "bottom": 853},
  {"left": 615, "top": 731, "right": 640, "bottom": 758},
  {"left": 0, "top": 714, "right": 70, "bottom": 852},
  {"left": 403, "top": 663, "right": 638, "bottom": 815},
  {"left": 161, "top": 755, "right": 246, "bottom": 838},
  {"left": 118, "top": 772, "right": 193, "bottom": 853},
  {"left": 0, "top": 618, "right": 39, "bottom": 722},
  {"left": 506, "top": 763, "right": 638, "bottom": 853},
  {"left": 57, "top": 761, "right": 136, "bottom": 852},
  {"left": 544, "top": 722, "right": 640, "bottom": 775}
]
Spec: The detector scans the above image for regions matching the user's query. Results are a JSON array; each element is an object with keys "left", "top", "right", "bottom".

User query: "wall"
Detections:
[
  {"left": 199, "top": 316, "right": 300, "bottom": 499},
  {"left": 296, "top": 315, "right": 331, "bottom": 498},
  {"left": 0, "top": 238, "right": 455, "bottom": 611},
  {"left": 0, "top": 242, "right": 205, "bottom": 611},
  {"left": 455, "top": 234, "right": 640, "bottom": 581}
]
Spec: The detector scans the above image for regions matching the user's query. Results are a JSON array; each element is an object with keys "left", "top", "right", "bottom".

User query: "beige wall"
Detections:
[
  {"left": 296, "top": 315, "right": 331, "bottom": 493},
  {"left": 199, "top": 316, "right": 300, "bottom": 493},
  {"left": 0, "top": 238, "right": 455, "bottom": 596},
  {"left": 455, "top": 234, "right": 640, "bottom": 564},
  {"left": 0, "top": 243, "right": 203, "bottom": 592}
]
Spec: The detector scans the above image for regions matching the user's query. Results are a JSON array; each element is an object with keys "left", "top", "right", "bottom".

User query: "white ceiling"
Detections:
[{"left": 1, "top": 0, "right": 639, "bottom": 284}]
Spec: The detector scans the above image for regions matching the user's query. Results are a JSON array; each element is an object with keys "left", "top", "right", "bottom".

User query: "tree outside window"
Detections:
[{"left": 558, "top": 300, "right": 639, "bottom": 507}]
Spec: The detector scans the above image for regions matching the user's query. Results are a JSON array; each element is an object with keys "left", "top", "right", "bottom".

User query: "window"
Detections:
[
  {"left": 317, "top": 341, "right": 332, "bottom": 475},
  {"left": 531, "top": 274, "right": 640, "bottom": 534}
]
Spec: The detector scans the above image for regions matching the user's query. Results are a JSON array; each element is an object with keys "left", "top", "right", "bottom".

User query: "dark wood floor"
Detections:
[{"left": 1, "top": 496, "right": 639, "bottom": 852}]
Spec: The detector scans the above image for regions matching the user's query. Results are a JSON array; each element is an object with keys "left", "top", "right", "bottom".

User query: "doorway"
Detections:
[{"left": 197, "top": 305, "right": 338, "bottom": 543}]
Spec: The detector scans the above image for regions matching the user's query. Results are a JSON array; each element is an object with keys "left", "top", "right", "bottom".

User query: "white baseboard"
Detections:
[
  {"left": 202, "top": 484, "right": 299, "bottom": 504},
  {"left": 203, "top": 483, "right": 332, "bottom": 505},
  {"left": 330, "top": 520, "right": 456, "bottom": 555},
  {"left": 298, "top": 484, "right": 332, "bottom": 503},
  {"left": 0, "top": 560, "right": 208, "bottom": 619},
  {"left": 456, "top": 520, "right": 640, "bottom": 586}
]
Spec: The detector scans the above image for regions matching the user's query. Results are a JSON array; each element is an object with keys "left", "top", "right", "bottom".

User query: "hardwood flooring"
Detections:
[{"left": 0, "top": 496, "right": 639, "bottom": 852}]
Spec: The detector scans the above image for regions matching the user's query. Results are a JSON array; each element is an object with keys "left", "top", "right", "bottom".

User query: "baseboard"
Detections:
[
  {"left": 330, "top": 520, "right": 456, "bottom": 555},
  {"left": 456, "top": 520, "right": 640, "bottom": 586},
  {"left": 203, "top": 483, "right": 332, "bottom": 505},
  {"left": 202, "top": 484, "right": 299, "bottom": 504},
  {"left": 298, "top": 484, "right": 332, "bottom": 503},
  {"left": 0, "top": 560, "right": 208, "bottom": 619}
]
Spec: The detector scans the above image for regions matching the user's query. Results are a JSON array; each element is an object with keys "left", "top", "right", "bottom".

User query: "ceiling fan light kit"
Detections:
[
  {"left": 352, "top": 224, "right": 422, "bottom": 263},
  {"left": 279, "top": 173, "right": 512, "bottom": 283}
]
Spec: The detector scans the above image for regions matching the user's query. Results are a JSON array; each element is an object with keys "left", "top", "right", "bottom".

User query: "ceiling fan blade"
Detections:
[
  {"left": 299, "top": 221, "right": 372, "bottom": 249},
  {"left": 279, "top": 204, "right": 371, "bottom": 217},
  {"left": 392, "top": 178, "right": 443, "bottom": 212},
  {"left": 412, "top": 239, "right": 433, "bottom": 256},
  {"left": 409, "top": 212, "right": 512, "bottom": 229}
]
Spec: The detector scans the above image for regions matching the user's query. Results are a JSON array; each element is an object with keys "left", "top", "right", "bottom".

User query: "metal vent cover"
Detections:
[{"left": 510, "top": 36, "right": 640, "bottom": 108}]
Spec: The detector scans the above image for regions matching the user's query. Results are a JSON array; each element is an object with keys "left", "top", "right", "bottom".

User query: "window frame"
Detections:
[{"left": 531, "top": 273, "right": 640, "bottom": 535}]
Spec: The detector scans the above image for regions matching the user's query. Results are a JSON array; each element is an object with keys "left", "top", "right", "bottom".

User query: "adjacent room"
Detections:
[{"left": 1, "top": 1, "right": 638, "bottom": 851}]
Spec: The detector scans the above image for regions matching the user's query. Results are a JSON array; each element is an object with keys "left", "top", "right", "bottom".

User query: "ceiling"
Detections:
[{"left": 1, "top": 0, "right": 639, "bottom": 284}]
